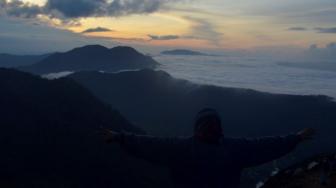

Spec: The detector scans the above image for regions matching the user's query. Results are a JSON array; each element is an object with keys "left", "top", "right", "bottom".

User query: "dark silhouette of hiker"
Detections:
[
  {"left": 103, "top": 108, "right": 315, "bottom": 188},
  {"left": 320, "top": 156, "right": 335, "bottom": 186}
]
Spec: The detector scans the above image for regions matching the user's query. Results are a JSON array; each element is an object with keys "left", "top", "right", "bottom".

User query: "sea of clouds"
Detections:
[{"left": 155, "top": 54, "right": 336, "bottom": 99}]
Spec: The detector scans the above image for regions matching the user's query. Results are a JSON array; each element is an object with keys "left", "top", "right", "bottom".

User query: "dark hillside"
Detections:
[{"left": 0, "top": 68, "right": 170, "bottom": 188}]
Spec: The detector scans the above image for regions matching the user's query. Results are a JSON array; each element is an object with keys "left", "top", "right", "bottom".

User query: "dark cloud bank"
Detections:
[
  {"left": 288, "top": 27, "right": 307, "bottom": 31},
  {"left": 315, "top": 27, "right": 336, "bottom": 33},
  {"left": 287, "top": 26, "right": 336, "bottom": 34},
  {"left": 148, "top": 34, "right": 180, "bottom": 40},
  {"left": 0, "top": 0, "right": 182, "bottom": 19}
]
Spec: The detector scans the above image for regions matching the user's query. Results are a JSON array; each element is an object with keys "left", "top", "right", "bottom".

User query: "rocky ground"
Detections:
[{"left": 262, "top": 153, "right": 336, "bottom": 188}]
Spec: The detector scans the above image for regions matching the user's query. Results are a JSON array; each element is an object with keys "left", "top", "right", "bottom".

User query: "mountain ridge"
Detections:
[
  {"left": 69, "top": 69, "right": 335, "bottom": 137},
  {"left": 18, "top": 45, "right": 158, "bottom": 74}
]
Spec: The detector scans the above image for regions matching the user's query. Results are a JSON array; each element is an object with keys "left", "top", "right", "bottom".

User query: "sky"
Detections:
[{"left": 1, "top": 0, "right": 336, "bottom": 54}]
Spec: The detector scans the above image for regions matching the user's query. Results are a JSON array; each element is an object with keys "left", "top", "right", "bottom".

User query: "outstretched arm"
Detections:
[
  {"left": 102, "top": 129, "right": 187, "bottom": 166},
  {"left": 236, "top": 128, "right": 315, "bottom": 168}
]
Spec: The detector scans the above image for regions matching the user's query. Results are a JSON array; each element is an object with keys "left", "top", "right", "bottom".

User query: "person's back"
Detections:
[
  {"left": 169, "top": 137, "right": 248, "bottom": 188},
  {"left": 103, "top": 108, "right": 315, "bottom": 188}
]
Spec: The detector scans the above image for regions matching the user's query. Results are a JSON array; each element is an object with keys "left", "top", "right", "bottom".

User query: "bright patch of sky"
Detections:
[{"left": 1, "top": 0, "right": 336, "bottom": 53}]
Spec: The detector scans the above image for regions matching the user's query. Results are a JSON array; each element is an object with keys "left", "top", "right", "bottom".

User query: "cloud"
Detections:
[
  {"left": 45, "top": 0, "right": 105, "bottom": 18},
  {"left": 0, "top": 0, "right": 185, "bottom": 20},
  {"left": 287, "top": 26, "right": 336, "bottom": 34},
  {"left": 148, "top": 34, "right": 180, "bottom": 40},
  {"left": 288, "top": 27, "right": 307, "bottom": 31},
  {"left": 298, "top": 9, "right": 336, "bottom": 25},
  {"left": 0, "top": 17, "right": 118, "bottom": 54},
  {"left": 315, "top": 27, "right": 336, "bottom": 33},
  {"left": 305, "top": 42, "right": 336, "bottom": 60},
  {"left": 82, "top": 27, "right": 113, "bottom": 33},
  {"left": 309, "top": 44, "right": 318, "bottom": 50},
  {"left": 309, "top": 42, "right": 336, "bottom": 51},
  {"left": 183, "top": 16, "right": 223, "bottom": 45},
  {"left": 326, "top": 42, "right": 336, "bottom": 49},
  {"left": 107, "top": 0, "right": 177, "bottom": 17},
  {"left": 1, "top": 0, "right": 43, "bottom": 18}
]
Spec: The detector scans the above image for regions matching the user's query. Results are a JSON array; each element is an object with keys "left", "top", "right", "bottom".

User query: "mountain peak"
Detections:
[
  {"left": 110, "top": 46, "right": 142, "bottom": 56},
  {"left": 18, "top": 45, "right": 158, "bottom": 74},
  {"left": 69, "top": 44, "right": 109, "bottom": 54}
]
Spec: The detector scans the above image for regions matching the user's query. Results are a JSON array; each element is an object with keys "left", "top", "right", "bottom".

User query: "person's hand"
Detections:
[
  {"left": 100, "top": 128, "right": 123, "bottom": 144},
  {"left": 297, "top": 128, "right": 316, "bottom": 141}
]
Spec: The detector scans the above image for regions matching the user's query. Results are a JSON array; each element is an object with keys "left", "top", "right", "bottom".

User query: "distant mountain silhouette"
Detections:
[
  {"left": 0, "top": 53, "right": 49, "bottom": 68},
  {"left": 0, "top": 68, "right": 172, "bottom": 188},
  {"left": 19, "top": 45, "right": 158, "bottom": 74},
  {"left": 69, "top": 69, "right": 336, "bottom": 186},
  {"left": 161, "top": 49, "right": 208, "bottom": 56}
]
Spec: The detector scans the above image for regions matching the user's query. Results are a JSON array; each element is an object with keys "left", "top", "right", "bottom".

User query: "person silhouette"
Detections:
[{"left": 103, "top": 108, "right": 315, "bottom": 188}]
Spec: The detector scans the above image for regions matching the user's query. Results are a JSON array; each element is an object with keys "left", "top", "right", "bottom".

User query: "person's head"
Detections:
[{"left": 194, "top": 108, "right": 223, "bottom": 144}]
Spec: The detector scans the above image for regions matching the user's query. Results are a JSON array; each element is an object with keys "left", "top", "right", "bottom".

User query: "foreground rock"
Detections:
[{"left": 262, "top": 153, "right": 336, "bottom": 188}]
